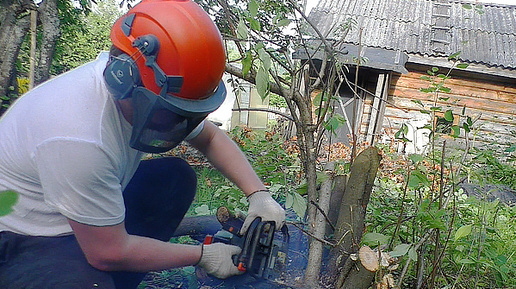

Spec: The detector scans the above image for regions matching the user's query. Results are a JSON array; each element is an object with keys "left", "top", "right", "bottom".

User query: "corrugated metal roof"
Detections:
[{"left": 308, "top": 0, "right": 516, "bottom": 69}]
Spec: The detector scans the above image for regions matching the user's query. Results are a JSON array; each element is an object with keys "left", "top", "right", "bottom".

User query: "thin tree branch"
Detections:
[
  {"left": 310, "top": 200, "right": 336, "bottom": 232},
  {"left": 225, "top": 63, "right": 283, "bottom": 96},
  {"left": 232, "top": 107, "right": 294, "bottom": 121},
  {"left": 287, "top": 221, "right": 335, "bottom": 247}
]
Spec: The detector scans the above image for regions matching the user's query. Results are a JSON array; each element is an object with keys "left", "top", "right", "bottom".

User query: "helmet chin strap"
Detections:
[{"left": 132, "top": 35, "right": 183, "bottom": 95}]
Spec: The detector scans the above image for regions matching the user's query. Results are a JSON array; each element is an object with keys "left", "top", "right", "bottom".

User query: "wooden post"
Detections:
[{"left": 366, "top": 73, "right": 390, "bottom": 145}]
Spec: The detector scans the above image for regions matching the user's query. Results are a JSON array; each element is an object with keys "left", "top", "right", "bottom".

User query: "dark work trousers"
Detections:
[{"left": 0, "top": 157, "right": 197, "bottom": 289}]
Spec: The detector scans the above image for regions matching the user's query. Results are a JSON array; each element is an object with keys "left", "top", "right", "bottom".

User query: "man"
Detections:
[{"left": 0, "top": 0, "right": 285, "bottom": 288}]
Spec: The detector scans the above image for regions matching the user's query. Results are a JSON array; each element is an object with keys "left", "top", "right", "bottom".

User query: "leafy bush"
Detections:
[
  {"left": 0, "top": 190, "right": 19, "bottom": 217},
  {"left": 184, "top": 126, "right": 304, "bottom": 218},
  {"left": 364, "top": 149, "right": 516, "bottom": 288},
  {"left": 470, "top": 148, "right": 516, "bottom": 189},
  {"left": 229, "top": 126, "right": 306, "bottom": 218}
]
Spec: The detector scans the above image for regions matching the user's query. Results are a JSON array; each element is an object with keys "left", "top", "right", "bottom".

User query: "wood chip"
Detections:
[{"left": 359, "top": 245, "right": 379, "bottom": 272}]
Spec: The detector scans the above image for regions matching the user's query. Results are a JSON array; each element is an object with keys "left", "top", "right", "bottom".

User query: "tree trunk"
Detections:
[
  {"left": 330, "top": 147, "right": 382, "bottom": 289},
  {"left": 0, "top": 0, "right": 33, "bottom": 98},
  {"left": 29, "top": 10, "right": 37, "bottom": 89},
  {"left": 304, "top": 163, "right": 334, "bottom": 286},
  {"left": 298, "top": 124, "right": 321, "bottom": 286},
  {"left": 35, "top": 0, "right": 60, "bottom": 85}
]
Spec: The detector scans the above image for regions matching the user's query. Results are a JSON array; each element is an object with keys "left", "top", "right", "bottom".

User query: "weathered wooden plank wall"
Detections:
[{"left": 373, "top": 68, "right": 516, "bottom": 153}]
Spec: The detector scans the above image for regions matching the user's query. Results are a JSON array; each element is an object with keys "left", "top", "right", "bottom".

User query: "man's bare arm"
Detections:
[
  {"left": 69, "top": 220, "right": 202, "bottom": 272},
  {"left": 188, "top": 121, "right": 266, "bottom": 197}
]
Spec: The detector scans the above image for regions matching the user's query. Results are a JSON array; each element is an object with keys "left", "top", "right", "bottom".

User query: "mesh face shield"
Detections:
[{"left": 129, "top": 81, "right": 226, "bottom": 153}]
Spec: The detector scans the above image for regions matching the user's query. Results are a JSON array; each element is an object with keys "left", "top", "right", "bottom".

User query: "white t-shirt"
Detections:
[{"left": 0, "top": 53, "right": 144, "bottom": 236}]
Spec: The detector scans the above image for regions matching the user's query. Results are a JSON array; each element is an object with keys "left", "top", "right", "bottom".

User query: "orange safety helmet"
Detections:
[{"left": 110, "top": 0, "right": 226, "bottom": 100}]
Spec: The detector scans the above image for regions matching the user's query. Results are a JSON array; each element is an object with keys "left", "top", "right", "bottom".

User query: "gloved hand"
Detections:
[
  {"left": 197, "top": 243, "right": 243, "bottom": 279},
  {"left": 240, "top": 190, "right": 286, "bottom": 235}
]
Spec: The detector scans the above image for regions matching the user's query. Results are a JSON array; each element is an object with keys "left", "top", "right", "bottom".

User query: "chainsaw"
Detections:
[{"left": 203, "top": 207, "right": 289, "bottom": 281}]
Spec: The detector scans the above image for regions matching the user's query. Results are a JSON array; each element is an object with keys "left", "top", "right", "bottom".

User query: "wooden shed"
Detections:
[{"left": 306, "top": 0, "right": 516, "bottom": 154}]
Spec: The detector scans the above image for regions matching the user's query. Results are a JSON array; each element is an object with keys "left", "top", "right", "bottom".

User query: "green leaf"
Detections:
[
  {"left": 409, "top": 154, "right": 424, "bottom": 164},
  {"left": 408, "top": 170, "right": 431, "bottom": 189},
  {"left": 439, "top": 86, "right": 451, "bottom": 93},
  {"left": 0, "top": 190, "right": 18, "bottom": 217},
  {"left": 278, "top": 18, "right": 291, "bottom": 27},
  {"left": 256, "top": 67, "right": 269, "bottom": 100},
  {"left": 495, "top": 255, "right": 508, "bottom": 266},
  {"left": 291, "top": 192, "right": 307, "bottom": 219},
  {"left": 427, "top": 218, "right": 447, "bottom": 230},
  {"left": 255, "top": 42, "right": 265, "bottom": 50},
  {"left": 448, "top": 51, "right": 461, "bottom": 60},
  {"left": 457, "top": 63, "right": 469, "bottom": 69},
  {"left": 431, "top": 67, "right": 439, "bottom": 73},
  {"left": 296, "top": 180, "right": 307, "bottom": 195},
  {"left": 462, "top": 4, "right": 472, "bottom": 9},
  {"left": 241, "top": 50, "right": 252, "bottom": 77},
  {"left": 505, "top": 145, "right": 516, "bottom": 153},
  {"left": 463, "top": 123, "right": 470, "bottom": 133},
  {"left": 194, "top": 204, "right": 211, "bottom": 216},
  {"left": 451, "top": 125, "right": 460, "bottom": 137},
  {"left": 444, "top": 110, "right": 454, "bottom": 122},
  {"left": 324, "top": 114, "right": 346, "bottom": 135},
  {"left": 412, "top": 99, "right": 424, "bottom": 107},
  {"left": 455, "top": 225, "right": 473, "bottom": 241},
  {"left": 257, "top": 48, "right": 271, "bottom": 71},
  {"left": 237, "top": 19, "right": 248, "bottom": 39},
  {"left": 394, "top": 130, "right": 402, "bottom": 139},
  {"left": 285, "top": 193, "right": 294, "bottom": 208},
  {"left": 249, "top": 0, "right": 258, "bottom": 18},
  {"left": 401, "top": 123, "right": 409, "bottom": 134},
  {"left": 313, "top": 92, "right": 322, "bottom": 107},
  {"left": 475, "top": 5, "right": 485, "bottom": 15},
  {"left": 362, "top": 232, "right": 390, "bottom": 246},
  {"left": 249, "top": 18, "right": 261, "bottom": 31},
  {"left": 459, "top": 258, "right": 475, "bottom": 264},
  {"left": 420, "top": 87, "right": 436, "bottom": 93},
  {"left": 408, "top": 247, "right": 418, "bottom": 261},
  {"left": 390, "top": 244, "right": 411, "bottom": 258},
  {"left": 286, "top": 192, "right": 307, "bottom": 219},
  {"left": 408, "top": 174, "right": 421, "bottom": 189}
]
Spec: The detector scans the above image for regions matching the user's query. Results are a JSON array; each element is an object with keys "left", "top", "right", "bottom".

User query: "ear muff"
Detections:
[{"left": 103, "top": 53, "right": 141, "bottom": 100}]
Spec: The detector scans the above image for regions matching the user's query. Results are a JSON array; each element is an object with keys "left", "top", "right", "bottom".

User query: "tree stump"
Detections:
[{"left": 328, "top": 147, "right": 382, "bottom": 288}]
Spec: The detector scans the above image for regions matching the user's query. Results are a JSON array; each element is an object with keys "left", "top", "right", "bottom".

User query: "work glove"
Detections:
[
  {"left": 197, "top": 243, "right": 243, "bottom": 279},
  {"left": 240, "top": 190, "right": 286, "bottom": 235}
]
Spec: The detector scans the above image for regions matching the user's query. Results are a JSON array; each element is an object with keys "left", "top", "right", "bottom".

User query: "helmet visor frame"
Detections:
[{"left": 129, "top": 81, "right": 226, "bottom": 153}]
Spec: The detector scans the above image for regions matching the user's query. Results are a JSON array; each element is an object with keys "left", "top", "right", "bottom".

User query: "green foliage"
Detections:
[
  {"left": 370, "top": 51, "right": 516, "bottom": 288},
  {"left": 368, "top": 176, "right": 516, "bottom": 288},
  {"left": 470, "top": 149, "right": 516, "bottom": 189},
  {"left": 189, "top": 126, "right": 304, "bottom": 219},
  {"left": 324, "top": 114, "right": 346, "bottom": 136},
  {"left": 0, "top": 190, "right": 19, "bottom": 217},
  {"left": 268, "top": 93, "right": 287, "bottom": 108},
  {"left": 394, "top": 123, "right": 411, "bottom": 143},
  {"left": 187, "top": 165, "right": 245, "bottom": 217},
  {"left": 52, "top": 0, "right": 122, "bottom": 74},
  {"left": 362, "top": 232, "right": 390, "bottom": 247}
]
